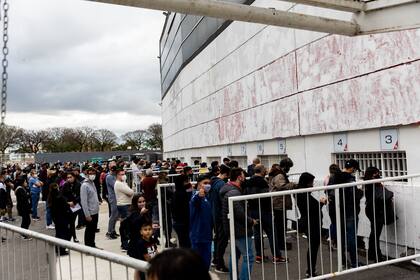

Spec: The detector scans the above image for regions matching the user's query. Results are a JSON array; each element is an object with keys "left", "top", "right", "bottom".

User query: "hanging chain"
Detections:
[{"left": 0, "top": 0, "right": 9, "bottom": 127}]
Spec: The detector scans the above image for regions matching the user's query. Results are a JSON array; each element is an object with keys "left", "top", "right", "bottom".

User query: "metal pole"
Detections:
[
  {"left": 47, "top": 243, "right": 57, "bottom": 280},
  {"left": 88, "top": 0, "right": 358, "bottom": 36},
  {"left": 228, "top": 197, "right": 238, "bottom": 280},
  {"left": 157, "top": 184, "right": 166, "bottom": 248},
  {"left": 334, "top": 188, "right": 343, "bottom": 271}
]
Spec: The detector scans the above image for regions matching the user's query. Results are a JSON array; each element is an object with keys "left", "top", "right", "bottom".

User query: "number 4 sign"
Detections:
[
  {"left": 380, "top": 129, "right": 399, "bottom": 150},
  {"left": 334, "top": 134, "right": 348, "bottom": 152}
]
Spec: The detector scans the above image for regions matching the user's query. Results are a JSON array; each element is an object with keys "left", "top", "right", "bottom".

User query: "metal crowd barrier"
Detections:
[
  {"left": 228, "top": 173, "right": 420, "bottom": 280},
  {"left": 0, "top": 222, "right": 149, "bottom": 280}
]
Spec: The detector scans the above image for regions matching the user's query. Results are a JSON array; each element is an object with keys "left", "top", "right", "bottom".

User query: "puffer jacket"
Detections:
[
  {"left": 220, "top": 182, "right": 253, "bottom": 239},
  {"left": 268, "top": 171, "right": 296, "bottom": 211}
]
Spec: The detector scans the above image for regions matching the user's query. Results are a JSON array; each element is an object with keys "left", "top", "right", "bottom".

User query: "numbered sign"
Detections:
[
  {"left": 226, "top": 146, "right": 233, "bottom": 157},
  {"left": 334, "top": 134, "right": 348, "bottom": 152},
  {"left": 278, "top": 139, "right": 286, "bottom": 154},
  {"left": 257, "top": 142, "right": 264, "bottom": 155},
  {"left": 240, "top": 144, "right": 247, "bottom": 156},
  {"left": 380, "top": 129, "right": 398, "bottom": 150}
]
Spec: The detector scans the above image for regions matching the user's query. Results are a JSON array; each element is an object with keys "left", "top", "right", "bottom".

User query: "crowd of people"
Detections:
[{"left": 0, "top": 156, "right": 395, "bottom": 280}]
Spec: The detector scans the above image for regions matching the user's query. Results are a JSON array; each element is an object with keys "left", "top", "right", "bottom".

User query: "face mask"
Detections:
[
  {"left": 204, "top": 184, "right": 211, "bottom": 193},
  {"left": 121, "top": 175, "right": 127, "bottom": 181},
  {"left": 88, "top": 175, "right": 96, "bottom": 181}
]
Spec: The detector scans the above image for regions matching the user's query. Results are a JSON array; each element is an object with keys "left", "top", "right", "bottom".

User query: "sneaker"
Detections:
[
  {"left": 96, "top": 228, "right": 100, "bottom": 233},
  {"left": 21, "top": 236, "right": 33, "bottom": 241},
  {"left": 215, "top": 265, "right": 229, "bottom": 273},
  {"left": 7, "top": 217, "right": 15, "bottom": 222},
  {"left": 305, "top": 271, "right": 318, "bottom": 278},
  {"left": 32, "top": 217, "right": 40, "bottom": 221},
  {"left": 46, "top": 225, "right": 55, "bottom": 230},
  {"left": 211, "top": 260, "right": 217, "bottom": 267},
  {"left": 273, "top": 256, "right": 289, "bottom": 264},
  {"left": 76, "top": 225, "right": 85, "bottom": 230},
  {"left": 106, "top": 232, "right": 118, "bottom": 240},
  {"left": 112, "top": 231, "right": 120, "bottom": 237},
  {"left": 255, "top": 256, "right": 264, "bottom": 264},
  {"left": 121, "top": 247, "right": 127, "bottom": 253},
  {"left": 1, "top": 237, "right": 6, "bottom": 242},
  {"left": 73, "top": 238, "right": 79, "bottom": 243}
]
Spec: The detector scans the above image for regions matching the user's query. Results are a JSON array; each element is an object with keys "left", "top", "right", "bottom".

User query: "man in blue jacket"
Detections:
[{"left": 190, "top": 175, "right": 213, "bottom": 270}]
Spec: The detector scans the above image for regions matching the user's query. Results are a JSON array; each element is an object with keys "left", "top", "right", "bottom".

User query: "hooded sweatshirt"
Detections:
[{"left": 209, "top": 176, "right": 226, "bottom": 223}]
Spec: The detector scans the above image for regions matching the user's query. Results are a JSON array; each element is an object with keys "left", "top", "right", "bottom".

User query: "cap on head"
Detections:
[{"left": 345, "top": 159, "right": 360, "bottom": 172}]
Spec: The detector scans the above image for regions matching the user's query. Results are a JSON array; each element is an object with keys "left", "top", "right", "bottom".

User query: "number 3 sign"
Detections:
[{"left": 380, "top": 129, "right": 399, "bottom": 150}]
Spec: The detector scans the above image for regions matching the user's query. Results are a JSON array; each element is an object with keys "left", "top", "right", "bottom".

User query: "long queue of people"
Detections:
[
  {"left": 157, "top": 157, "right": 396, "bottom": 280},
  {"left": 0, "top": 156, "right": 396, "bottom": 280}
]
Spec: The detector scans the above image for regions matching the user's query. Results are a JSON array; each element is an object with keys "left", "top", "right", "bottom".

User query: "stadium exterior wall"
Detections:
[{"left": 160, "top": 0, "right": 420, "bottom": 180}]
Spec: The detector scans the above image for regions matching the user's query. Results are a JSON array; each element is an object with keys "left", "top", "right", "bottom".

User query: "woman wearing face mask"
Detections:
[
  {"left": 61, "top": 172, "right": 82, "bottom": 243},
  {"left": 114, "top": 169, "right": 135, "bottom": 251},
  {"left": 189, "top": 175, "right": 213, "bottom": 270},
  {"left": 364, "top": 166, "right": 393, "bottom": 262}
]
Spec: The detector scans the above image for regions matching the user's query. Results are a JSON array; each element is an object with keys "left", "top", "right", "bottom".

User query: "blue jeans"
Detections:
[
  {"left": 192, "top": 242, "right": 212, "bottom": 270},
  {"left": 341, "top": 217, "right": 357, "bottom": 267},
  {"left": 117, "top": 205, "right": 129, "bottom": 219},
  {"left": 46, "top": 205, "right": 53, "bottom": 226},
  {"left": 31, "top": 192, "right": 40, "bottom": 218},
  {"left": 229, "top": 237, "right": 254, "bottom": 280}
]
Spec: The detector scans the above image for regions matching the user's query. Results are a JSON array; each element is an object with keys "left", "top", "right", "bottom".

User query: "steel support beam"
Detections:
[
  {"left": 279, "top": 0, "right": 366, "bottom": 13},
  {"left": 88, "top": 0, "right": 359, "bottom": 36},
  {"left": 354, "top": 0, "right": 420, "bottom": 34}
]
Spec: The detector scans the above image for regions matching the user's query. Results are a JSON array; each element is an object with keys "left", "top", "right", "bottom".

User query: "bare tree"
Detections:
[
  {"left": 146, "top": 123, "right": 163, "bottom": 150},
  {"left": 17, "top": 129, "right": 49, "bottom": 154},
  {"left": 0, "top": 125, "right": 22, "bottom": 155},
  {"left": 121, "top": 130, "right": 148, "bottom": 150},
  {"left": 93, "top": 129, "right": 118, "bottom": 151},
  {"left": 73, "top": 127, "right": 96, "bottom": 152}
]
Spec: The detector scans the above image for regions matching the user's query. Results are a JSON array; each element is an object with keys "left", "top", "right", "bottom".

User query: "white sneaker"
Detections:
[{"left": 46, "top": 225, "right": 55, "bottom": 230}]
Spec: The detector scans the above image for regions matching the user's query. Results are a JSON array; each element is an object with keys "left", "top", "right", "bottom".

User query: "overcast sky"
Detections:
[{"left": 6, "top": 0, "right": 163, "bottom": 135}]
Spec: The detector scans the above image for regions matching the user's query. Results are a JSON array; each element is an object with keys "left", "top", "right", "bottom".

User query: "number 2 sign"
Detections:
[{"left": 380, "top": 129, "right": 398, "bottom": 150}]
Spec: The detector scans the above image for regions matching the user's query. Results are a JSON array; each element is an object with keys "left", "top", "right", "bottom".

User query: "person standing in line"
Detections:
[
  {"left": 268, "top": 158, "right": 297, "bottom": 263},
  {"left": 247, "top": 158, "right": 261, "bottom": 178},
  {"left": 364, "top": 166, "right": 393, "bottom": 263},
  {"left": 28, "top": 169, "right": 43, "bottom": 221},
  {"left": 45, "top": 167, "right": 60, "bottom": 230},
  {"left": 245, "top": 164, "right": 281, "bottom": 264},
  {"left": 296, "top": 173, "right": 327, "bottom": 277},
  {"left": 106, "top": 161, "right": 119, "bottom": 239},
  {"left": 13, "top": 176, "right": 32, "bottom": 239},
  {"left": 220, "top": 168, "right": 256, "bottom": 280},
  {"left": 189, "top": 175, "right": 213, "bottom": 270},
  {"left": 209, "top": 164, "right": 230, "bottom": 273},
  {"left": 141, "top": 169, "right": 159, "bottom": 223},
  {"left": 115, "top": 169, "right": 134, "bottom": 251},
  {"left": 49, "top": 183, "right": 72, "bottom": 255},
  {"left": 172, "top": 166, "right": 194, "bottom": 248},
  {"left": 80, "top": 167, "right": 101, "bottom": 248},
  {"left": 61, "top": 172, "right": 82, "bottom": 243},
  {"left": 0, "top": 170, "right": 9, "bottom": 222},
  {"left": 328, "top": 159, "right": 363, "bottom": 268}
]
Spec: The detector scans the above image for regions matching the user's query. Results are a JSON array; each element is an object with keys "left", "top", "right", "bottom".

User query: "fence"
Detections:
[
  {"left": 0, "top": 222, "right": 149, "bottom": 280},
  {"left": 227, "top": 173, "right": 420, "bottom": 279}
]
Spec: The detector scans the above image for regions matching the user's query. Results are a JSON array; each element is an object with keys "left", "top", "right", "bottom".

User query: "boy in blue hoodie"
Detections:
[{"left": 190, "top": 175, "right": 213, "bottom": 270}]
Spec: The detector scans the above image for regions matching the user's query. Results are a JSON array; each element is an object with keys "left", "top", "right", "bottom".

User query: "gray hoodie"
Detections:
[{"left": 80, "top": 179, "right": 99, "bottom": 217}]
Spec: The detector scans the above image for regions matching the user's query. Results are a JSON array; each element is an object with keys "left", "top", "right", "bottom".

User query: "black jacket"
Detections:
[
  {"left": 244, "top": 175, "right": 271, "bottom": 213},
  {"left": 365, "top": 182, "right": 393, "bottom": 224},
  {"left": 172, "top": 175, "right": 192, "bottom": 225},
  {"left": 220, "top": 182, "right": 253, "bottom": 239},
  {"left": 15, "top": 186, "right": 31, "bottom": 216},
  {"left": 61, "top": 181, "right": 81, "bottom": 205},
  {"left": 328, "top": 171, "right": 363, "bottom": 221},
  {"left": 297, "top": 192, "right": 323, "bottom": 235}
]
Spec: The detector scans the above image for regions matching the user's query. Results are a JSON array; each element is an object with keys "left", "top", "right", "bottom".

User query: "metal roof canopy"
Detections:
[{"left": 87, "top": 0, "right": 420, "bottom": 36}]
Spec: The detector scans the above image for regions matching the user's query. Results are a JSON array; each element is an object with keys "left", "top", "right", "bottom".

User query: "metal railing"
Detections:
[
  {"left": 228, "top": 173, "right": 420, "bottom": 280},
  {"left": 0, "top": 222, "right": 149, "bottom": 280}
]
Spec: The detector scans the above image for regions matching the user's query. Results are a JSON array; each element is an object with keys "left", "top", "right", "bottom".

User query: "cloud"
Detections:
[{"left": 6, "top": 0, "right": 164, "bottom": 132}]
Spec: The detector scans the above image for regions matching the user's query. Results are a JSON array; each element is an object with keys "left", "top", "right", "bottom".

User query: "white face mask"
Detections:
[
  {"left": 204, "top": 184, "right": 211, "bottom": 193},
  {"left": 88, "top": 175, "right": 96, "bottom": 181},
  {"left": 121, "top": 175, "right": 127, "bottom": 181}
]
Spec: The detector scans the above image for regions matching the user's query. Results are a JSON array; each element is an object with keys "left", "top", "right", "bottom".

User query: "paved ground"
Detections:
[{"left": 1, "top": 202, "right": 420, "bottom": 280}]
